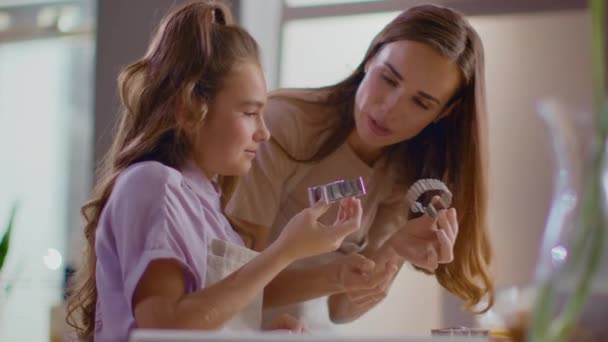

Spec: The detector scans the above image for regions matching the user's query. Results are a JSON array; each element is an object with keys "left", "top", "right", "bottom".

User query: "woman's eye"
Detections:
[
  {"left": 381, "top": 75, "right": 398, "bottom": 87},
  {"left": 414, "top": 98, "right": 430, "bottom": 110},
  {"left": 244, "top": 112, "right": 258, "bottom": 116}
]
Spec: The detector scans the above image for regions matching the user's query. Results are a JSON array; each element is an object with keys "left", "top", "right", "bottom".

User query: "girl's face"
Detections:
[
  {"left": 353, "top": 40, "right": 462, "bottom": 149},
  {"left": 192, "top": 62, "right": 270, "bottom": 177}
]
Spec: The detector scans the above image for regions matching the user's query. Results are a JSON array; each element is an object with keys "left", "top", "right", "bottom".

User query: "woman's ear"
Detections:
[{"left": 434, "top": 98, "right": 461, "bottom": 123}]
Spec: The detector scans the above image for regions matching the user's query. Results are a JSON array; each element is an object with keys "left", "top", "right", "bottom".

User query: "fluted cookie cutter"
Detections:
[
  {"left": 406, "top": 178, "right": 452, "bottom": 219},
  {"left": 307, "top": 177, "right": 367, "bottom": 206}
]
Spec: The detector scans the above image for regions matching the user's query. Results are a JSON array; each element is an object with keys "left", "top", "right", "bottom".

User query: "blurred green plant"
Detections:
[{"left": 0, "top": 203, "right": 17, "bottom": 274}]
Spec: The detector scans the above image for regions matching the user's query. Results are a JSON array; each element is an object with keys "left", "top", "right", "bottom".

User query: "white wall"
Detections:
[
  {"left": 472, "top": 10, "right": 592, "bottom": 289},
  {"left": 239, "top": 0, "right": 283, "bottom": 90},
  {"left": 440, "top": 8, "right": 593, "bottom": 327},
  {"left": 0, "top": 36, "right": 95, "bottom": 342}
]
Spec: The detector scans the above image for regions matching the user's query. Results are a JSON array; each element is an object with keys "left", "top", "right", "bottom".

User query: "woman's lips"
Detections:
[{"left": 367, "top": 115, "right": 392, "bottom": 136}]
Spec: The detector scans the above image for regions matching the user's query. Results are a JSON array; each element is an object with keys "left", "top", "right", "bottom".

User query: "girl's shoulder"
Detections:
[
  {"left": 114, "top": 161, "right": 183, "bottom": 197},
  {"left": 99, "top": 162, "right": 191, "bottom": 241},
  {"left": 107, "top": 161, "right": 195, "bottom": 217}
]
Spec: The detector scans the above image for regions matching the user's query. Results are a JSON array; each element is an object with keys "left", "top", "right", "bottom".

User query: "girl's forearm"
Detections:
[{"left": 137, "top": 242, "right": 293, "bottom": 330}]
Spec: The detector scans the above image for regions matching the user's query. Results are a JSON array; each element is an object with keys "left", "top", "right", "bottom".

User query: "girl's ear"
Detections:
[
  {"left": 197, "top": 102, "right": 209, "bottom": 126},
  {"left": 176, "top": 94, "right": 209, "bottom": 131}
]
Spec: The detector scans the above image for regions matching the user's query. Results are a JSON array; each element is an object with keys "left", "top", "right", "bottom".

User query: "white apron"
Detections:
[{"left": 205, "top": 238, "right": 262, "bottom": 331}]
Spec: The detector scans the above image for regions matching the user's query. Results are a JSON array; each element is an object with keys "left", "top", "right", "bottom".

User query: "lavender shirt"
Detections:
[{"left": 94, "top": 161, "right": 244, "bottom": 341}]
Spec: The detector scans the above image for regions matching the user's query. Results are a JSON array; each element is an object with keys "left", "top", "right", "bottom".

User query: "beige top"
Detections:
[{"left": 225, "top": 89, "right": 409, "bottom": 330}]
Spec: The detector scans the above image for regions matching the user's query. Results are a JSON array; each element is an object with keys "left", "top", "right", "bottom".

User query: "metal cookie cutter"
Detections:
[
  {"left": 431, "top": 326, "right": 489, "bottom": 337},
  {"left": 405, "top": 178, "right": 452, "bottom": 219},
  {"left": 307, "top": 176, "right": 367, "bottom": 206}
]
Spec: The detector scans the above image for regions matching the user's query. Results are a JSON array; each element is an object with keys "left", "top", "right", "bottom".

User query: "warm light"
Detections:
[
  {"left": 0, "top": 12, "right": 11, "bottom": 32},
  {"left": 42, "top": 248, "right": 62, "bottom": 270},
  {"left": 57, "top": 5, "right": 80, "bottom": 33},
  {"left": 37, "top": 6, "right": 58, "bottom": 28},
  {"left": 551, "top": 245, "right": 568, "bottom": 264},
  {"left": 286, "top": 0, "right": 385, "bottom": 7}
]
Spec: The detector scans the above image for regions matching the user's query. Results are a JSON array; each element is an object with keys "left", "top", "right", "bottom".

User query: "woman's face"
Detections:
[{"left": 353, "top": 40, "right": 462, "bottom": 149}]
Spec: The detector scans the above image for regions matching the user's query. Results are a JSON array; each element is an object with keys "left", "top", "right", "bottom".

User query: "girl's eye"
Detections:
[{"left": 244, "top": 112, "right": 258, "bottom": 116}]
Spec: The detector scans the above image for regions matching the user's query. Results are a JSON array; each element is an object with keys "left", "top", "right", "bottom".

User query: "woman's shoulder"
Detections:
[
  {"left": 268, "top": 88, "right": 330, "bottom": 103},
  {"left": 264, "top": 88, "right": 333, "bottom": 157},
  {"left": 267, "top": 88, "right": 334, "bottom": 120}
]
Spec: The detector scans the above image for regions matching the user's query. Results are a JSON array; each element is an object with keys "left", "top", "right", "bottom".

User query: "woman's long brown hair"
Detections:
[
  {"left": 280, "top": 5, "right": 494, "bottom": 312},
  {"left": 65, "top": 1, "right": 260, "bottom": 338}
]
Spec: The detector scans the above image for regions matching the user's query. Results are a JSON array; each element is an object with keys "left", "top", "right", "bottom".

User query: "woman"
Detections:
[{"left": 227, "top": 4, "right": 494, "bottom": 330}]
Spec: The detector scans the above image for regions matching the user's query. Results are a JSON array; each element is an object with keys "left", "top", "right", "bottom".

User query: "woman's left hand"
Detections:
[{"left": 386, "top": 197, "right": 459, "bottom": 272}]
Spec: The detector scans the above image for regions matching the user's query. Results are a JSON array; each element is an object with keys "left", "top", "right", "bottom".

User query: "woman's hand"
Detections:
[
  {"left": 386, "top": 197, "right": 459, "bottom": 272},
  {"left": 342, "top": 256, "right": 400, "bottom": 304},
  {"left": 274, "top": 197, "right": 363, "bottom": 261},
  {"left": 265, "top": 314, "right": 308, "bottom": 334},
  {"left": 327, "top": 253, "right": 401, "bottom": 323}
]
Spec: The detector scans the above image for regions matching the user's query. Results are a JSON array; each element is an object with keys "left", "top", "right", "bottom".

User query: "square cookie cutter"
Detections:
[{"left": 307, "top": 176, "right": 367, "bottom": 206}]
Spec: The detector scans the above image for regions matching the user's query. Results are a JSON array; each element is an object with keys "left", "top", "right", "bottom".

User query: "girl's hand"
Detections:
[{"left": 274, "top": 197, "right": 363, "bottom": 261}]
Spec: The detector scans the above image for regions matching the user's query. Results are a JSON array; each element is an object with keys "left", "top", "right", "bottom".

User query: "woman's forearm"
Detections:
[
  {"left": 367, "top": 237, "right": 406, "bottom": 267},
  {"left": 263, "top": 262, "right": 344, "bottom": 308},
  {"left": 264, "top": 231, "right": 407, "bottom": 315},
  {"left": 328, "top": 292, "right": 369, "bottom": 324}
]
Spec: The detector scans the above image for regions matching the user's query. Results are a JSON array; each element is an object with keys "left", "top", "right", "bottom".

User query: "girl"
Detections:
[
  {"left": 227, "top": 4, "right": 494, "bottom": 330},
  {"left": 65, "top": 2, "right": 363, "bottom": 341}
]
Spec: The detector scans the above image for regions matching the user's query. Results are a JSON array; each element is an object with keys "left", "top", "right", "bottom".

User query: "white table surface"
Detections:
[{"left": 130, "top": 329, "right": 487, "bottom": 342}]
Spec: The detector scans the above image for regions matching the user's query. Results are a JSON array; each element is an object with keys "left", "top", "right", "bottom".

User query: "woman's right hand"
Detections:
[
  {"left": 274, "top": 197, "right": 363, "bottom": 261},
  {"left": 332, "top": 253, "right": 396, "bottom": 293},
  {"left": 326, "top": 253, "right": 400, "bottom": 323}
]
